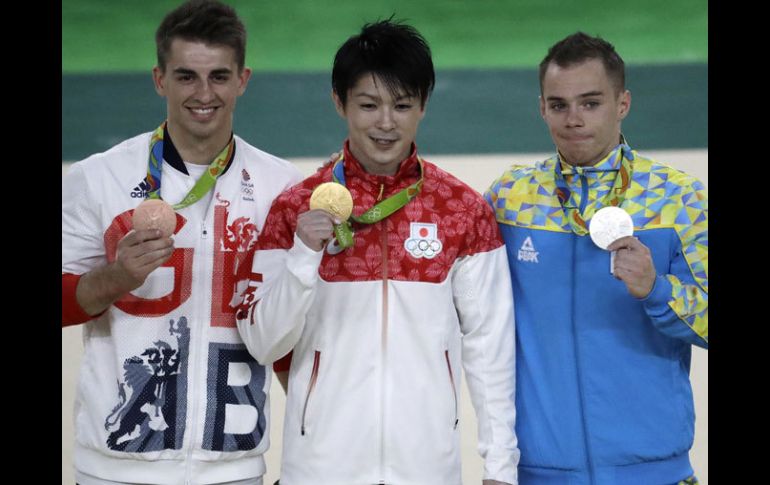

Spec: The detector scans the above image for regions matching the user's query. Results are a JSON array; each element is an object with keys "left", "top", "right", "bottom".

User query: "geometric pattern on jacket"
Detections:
[{"left": 486, "top": 149, "right": 708, "bottom": 343}]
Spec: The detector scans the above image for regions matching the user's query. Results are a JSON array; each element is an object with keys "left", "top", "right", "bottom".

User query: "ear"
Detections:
[
  {"left": 237, "top": 67, "right": 252, "bottom": 96},
  {"left": 418, "top": 95, "right": 428, "bottom": 120},
  {"left": 332, "top": 90, "right": 346, "bottom": 118},
  {"left": 152, "top": 66, "right": 166, "bottom": 96},
  {"left": 617, "top": 89, "right": 631, "bottom": 121},
  {"left": 539, "top": 95, "right": 546, "bottom": 119}
]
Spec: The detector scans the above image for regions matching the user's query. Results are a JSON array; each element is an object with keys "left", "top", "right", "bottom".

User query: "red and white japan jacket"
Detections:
[{"left": 237, "top": 143, "right": 520, "bottom": 485}]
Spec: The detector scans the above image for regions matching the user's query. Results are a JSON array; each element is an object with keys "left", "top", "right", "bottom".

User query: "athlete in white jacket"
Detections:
[
  {"left": 61, "top": 2, "right": 302, "bottom": 484},
  {"left": 236, "top": 20, "right": 519, "bottom": 485}
]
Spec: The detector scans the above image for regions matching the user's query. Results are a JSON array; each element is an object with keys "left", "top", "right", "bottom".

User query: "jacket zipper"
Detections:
[
  {"left": 571, "top": 234, "right": 596, "bottom": 483},
  {"left": 444, "top": 350, "right": 459, "bottom": 429},
  {"left": 301, "top": 350, "right": 321, "bottom": 435},
  {"left": 378, "top": 183, "right": 388, "bottom": 485},
  {"left": 185, "top": 216, "right": 210, "bottom": 482}
]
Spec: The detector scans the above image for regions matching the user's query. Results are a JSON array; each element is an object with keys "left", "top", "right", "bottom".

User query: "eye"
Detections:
[
  {"left": 549, "top": 103, "right": 566, "bottom": 111},
  {"left": 583, "top": 101, "right": 600, "bottom": 109},
  {"left": 176, "top": 74, "right": 194, "bottom": 82},
  {"left": 395, "top": 103, "right": 413, "bottom": 111},
  {"left": 212, "top": 74, "right": 230, "bottom": 83},
  {"left": 360, "top": 103, "right": 376, "bottom": 110}
]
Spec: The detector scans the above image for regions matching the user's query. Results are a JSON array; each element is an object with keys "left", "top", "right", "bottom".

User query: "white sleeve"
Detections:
[
  {"left": 62, "top": 161, "right": 106, "bottom": 274},
  {"left": 236, "top": 233, "right": 322, "bottom": 365},
  {"left": 453, "top": 245, "right": 519, "bottom": 484}
]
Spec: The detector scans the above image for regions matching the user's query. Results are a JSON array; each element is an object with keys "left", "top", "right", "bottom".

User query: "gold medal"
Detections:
[{"left": 309, "top": 182, "right": 353, "bottom": 220}]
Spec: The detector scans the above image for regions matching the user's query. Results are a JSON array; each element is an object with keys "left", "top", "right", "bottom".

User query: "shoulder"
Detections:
[
  {"left": 272, "top": 163, "right": 332, "bottom": 210},
  {"left": 74, "top": 132, "right": 151, "bottom": 168},
  {"left": 422, "top": 161, "right": 499, "bottom": 220},
  {"left": 422, "top": 161, "right": 486, "bottom": 202},
  {"left": 234, "top": 136, "right": 303, "bottom": 180},
  {"left": 64, "top": 132, "right": 151, "bottom": 183},
  {"left": 486, "top": 157, "right": 556, "bottom": 202},
  {"left": 630, "top": 151, "right": 707, "bottom": 198}
]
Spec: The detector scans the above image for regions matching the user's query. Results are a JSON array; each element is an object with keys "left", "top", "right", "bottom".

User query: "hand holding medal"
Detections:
[
  {"left": 309, "top": 182, "right": 355, "bottom": 249},
  {"left": 132, "top": 199, "right": 177, "bottom": 238},
  {"left": 589, "top": 206, "right": 633, "bottom": 275}
]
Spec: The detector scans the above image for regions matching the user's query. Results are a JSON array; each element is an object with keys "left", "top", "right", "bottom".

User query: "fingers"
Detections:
[
  {"left": 297, "top": 209, "right": 337, "bottom": 251},
  {"left": 115, "top": 230, "right": 176, "bottom": 286},
  {"left": 121, "top": 229, "right": 166, "bottom": 246},
  {"left": 607, "top": 237, "right": 656, "bottom": 298},
  {"left": 607, "top": 235, "right": 643, "bottom": 252}
]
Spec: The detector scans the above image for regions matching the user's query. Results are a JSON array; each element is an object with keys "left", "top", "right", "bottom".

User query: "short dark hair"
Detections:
[
  {"left": 539, "top": 32, "right": 625, "bottom": 94},
  {"left": 155, "top": 0, "right": 247, "bottom": 72},
  {"left": 332, "top": 19, "right": 435, "bottom": 108}
]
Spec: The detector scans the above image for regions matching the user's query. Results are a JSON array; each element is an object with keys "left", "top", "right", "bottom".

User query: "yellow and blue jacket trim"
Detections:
[{"left": 484, "top": 146, "right": 707, "bottom": 484}]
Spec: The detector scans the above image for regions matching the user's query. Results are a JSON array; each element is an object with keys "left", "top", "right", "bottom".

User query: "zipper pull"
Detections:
[{"left": 201, "top": 222, "right": 208, "bottom": 239}]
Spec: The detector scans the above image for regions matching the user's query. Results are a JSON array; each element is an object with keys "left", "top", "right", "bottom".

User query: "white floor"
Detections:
[{"left": 62, "top": 149, "right": 708, "bottom": 484}]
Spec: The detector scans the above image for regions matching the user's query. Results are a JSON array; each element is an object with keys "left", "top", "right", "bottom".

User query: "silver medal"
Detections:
[
  {"left": 589, "top": 207, "right": 634, "bottom": 275},
  {"left": 589, "top": 206, "right": 634, "bottom": 250}
]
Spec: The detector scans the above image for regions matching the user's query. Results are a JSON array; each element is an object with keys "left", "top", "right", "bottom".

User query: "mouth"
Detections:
[
  {"left": 563, "top": 134, "right": 591, "bottom": 142},
  {"left": 369, "top": 135, "right": 398, "bottom": 147},
  {"left": 187, "top": 106, "right": 219, "bottom": 119}
]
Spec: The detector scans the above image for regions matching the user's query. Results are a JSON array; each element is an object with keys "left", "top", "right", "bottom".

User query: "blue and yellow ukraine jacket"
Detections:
[{"left": 485, "top": 145, "right": 708, "bottom": 485}]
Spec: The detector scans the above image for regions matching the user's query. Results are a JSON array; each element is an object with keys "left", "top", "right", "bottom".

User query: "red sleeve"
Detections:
[
  {"left": 61, "top": 273, "right": 105, "bottom": 327},
  {"left": 273, "top": 351, "right": 293, "bottom": 373}
]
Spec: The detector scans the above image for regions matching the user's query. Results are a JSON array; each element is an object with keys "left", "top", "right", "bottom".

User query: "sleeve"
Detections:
[
  {"left": 235, "top": 195, "right": 322, "bottom": 365},
  {"left": 453, "top": 205, "right": 519, "bottom": 484},
  {"left": 483, "top": 174, "right": 505, "bottom": 210},
  {"left": 641, "top": 178, "right": 708, "bottom": 349},
  {"left": 484, "top": 165, "right": 528, "bottom": 221},
  {"left": 62, "top": 162, "right": 107, "bottom": 326},
  {"left": 62, "top": 273, "right": 105, "bottom": 326}
]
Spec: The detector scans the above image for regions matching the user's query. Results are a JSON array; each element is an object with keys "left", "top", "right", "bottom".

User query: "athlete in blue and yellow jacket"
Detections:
[{"left": 485, "top": 32, "right": 707, "bottom": 485}]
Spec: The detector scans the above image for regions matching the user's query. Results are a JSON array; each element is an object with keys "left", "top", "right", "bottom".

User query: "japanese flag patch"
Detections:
[{"left": 404, "top": 222, "right": 443, "bottom": 259}]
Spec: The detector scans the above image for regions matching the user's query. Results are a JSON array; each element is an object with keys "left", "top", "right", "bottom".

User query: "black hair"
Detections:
[{"left": 332, "top": 18, "right": 435, "bottom": 108}]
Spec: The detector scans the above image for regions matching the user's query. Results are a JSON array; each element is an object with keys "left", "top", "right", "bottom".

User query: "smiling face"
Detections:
[
  {"left": 152, "top": 38, "right": 251, "bottom": 157},
  {"left": 334, "top": 73, "right": 426, "bottom": 176},
  {"left": 540, "top": 58, "right": 630, "bottom": 167}
]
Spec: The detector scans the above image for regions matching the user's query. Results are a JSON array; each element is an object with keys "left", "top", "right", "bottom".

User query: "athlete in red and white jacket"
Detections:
[
  {"left": 237, "top": 143, "right": 519, "bottom": 485},
  {"left": 236, "top": 20, "right": 518, "bottom": 485}
]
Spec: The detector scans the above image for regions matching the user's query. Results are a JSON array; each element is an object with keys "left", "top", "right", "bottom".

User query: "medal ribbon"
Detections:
[
  {"left": 145, "top": 121, "right": 235, "bottom": 209},
  {"left": 328, "top": 153, "right": 424, "bottom": 248},
  {"left": 553, "top": 141, "right": 634, "bottom": 236}
]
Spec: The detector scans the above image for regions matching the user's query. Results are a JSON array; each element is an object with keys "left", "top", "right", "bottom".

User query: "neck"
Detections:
[
  {"left": 166, "top": 122, "right": 232, "bottom": 165},
  {"left": 348, "top": 144, "right": 410, "bottom": 176}
]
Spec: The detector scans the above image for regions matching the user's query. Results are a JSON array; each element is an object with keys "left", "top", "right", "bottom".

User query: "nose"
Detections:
[
  {"left": 195, "top": 79, "right": 216, "bottom": 104},
  {"left": 565, "top": 106, "right": 583, "bottom": 128},
  {"left": 376, "top": 107, "right": 395, "bottom": 131}
]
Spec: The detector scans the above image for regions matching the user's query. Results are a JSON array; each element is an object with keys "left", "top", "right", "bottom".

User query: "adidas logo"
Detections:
[
  {"left": 131, "top": 179, "right": 152, "bottom": 198},
  {"left": 518, "top": 236, "right": 539, "bottom": 263}
]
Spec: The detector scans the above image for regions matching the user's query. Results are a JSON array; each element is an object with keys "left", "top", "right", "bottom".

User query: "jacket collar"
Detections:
[
  {"left": 341, "top": 140, "right": 420, "bottom": 186},
  {"left": 162, "top": 124, "right": 236, "bottom": 177}
]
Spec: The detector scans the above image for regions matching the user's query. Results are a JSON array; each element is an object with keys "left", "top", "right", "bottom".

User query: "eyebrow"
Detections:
[
  {"left": 545, "top": 91, "right": 605, "bottom": 101},
  {"left": 172, "top": 67, "right": 233, "bottom": 76},
  {"left": 353, "top": 92, "right": 414, "bottom": 102}
]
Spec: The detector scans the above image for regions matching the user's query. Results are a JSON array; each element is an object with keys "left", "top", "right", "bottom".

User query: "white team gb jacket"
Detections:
[{"left": 62, "top": 131, "right": 302, "bottom": 485}]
